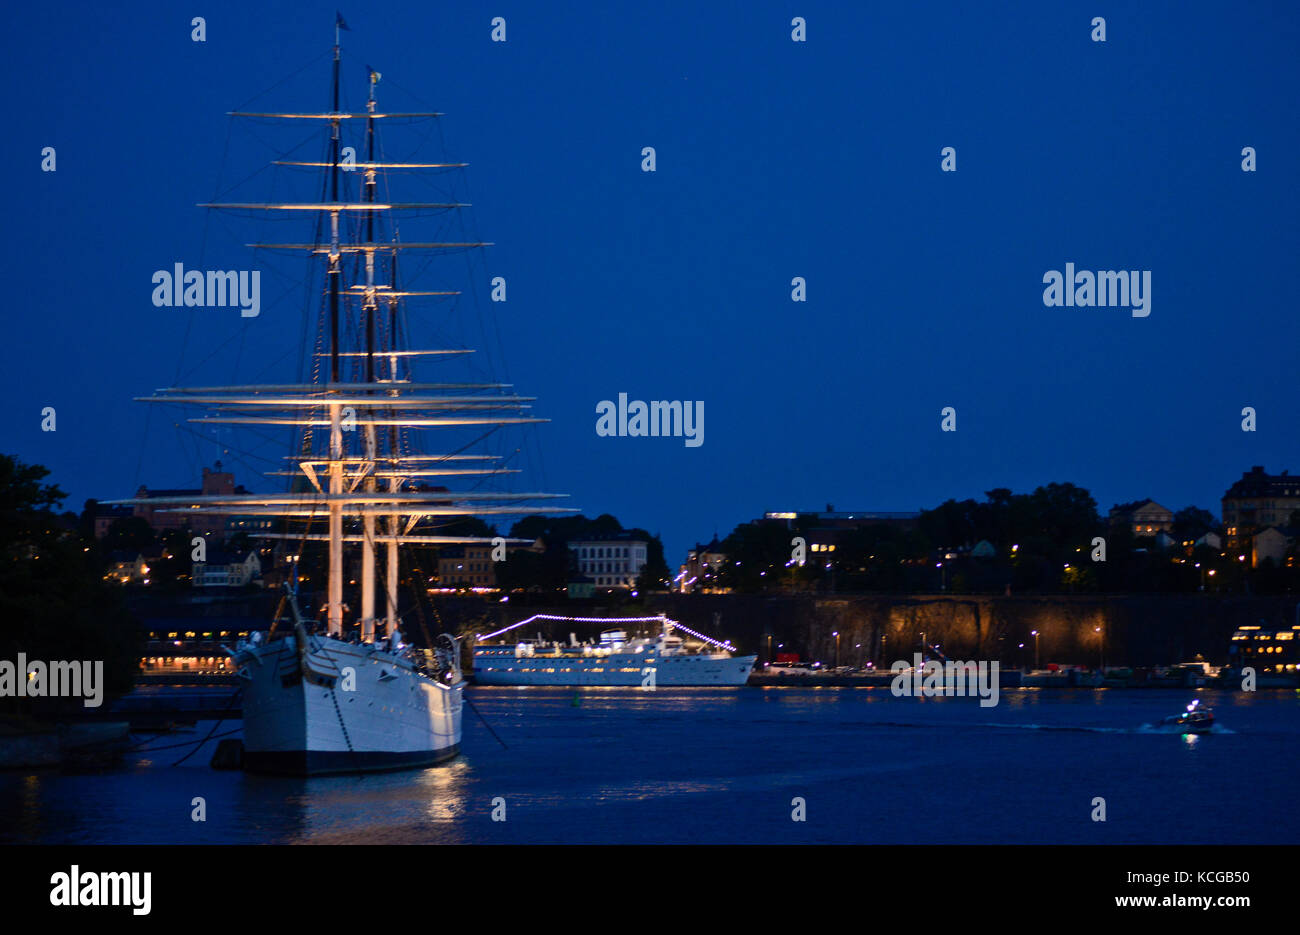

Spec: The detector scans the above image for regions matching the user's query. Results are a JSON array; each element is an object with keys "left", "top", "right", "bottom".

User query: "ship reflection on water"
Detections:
[{"left": 246, "top": 759, "right": 475, "bottom": 844}]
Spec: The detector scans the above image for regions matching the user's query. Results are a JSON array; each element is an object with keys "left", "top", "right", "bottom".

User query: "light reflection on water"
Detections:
[{"left": 1, "top": 687, "right": 1297, "bottom": 844}]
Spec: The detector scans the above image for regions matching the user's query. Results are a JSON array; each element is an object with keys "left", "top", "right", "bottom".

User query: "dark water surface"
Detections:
[{"left": 3, "top": 688, "right": 1296, "bottom": 844}]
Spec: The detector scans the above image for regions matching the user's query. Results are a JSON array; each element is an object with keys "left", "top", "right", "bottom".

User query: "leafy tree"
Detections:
[
  {"left": 716, "top": 520, "right": 801, "bottom": 592},
  {"left": 430, "top": 515, "right": 497, "bottom": 540},
  {"left": 505, "top": 514, "right": 668, "bottom": 591},
  {"left": 102, "top": 516, "right": 156, "bottom": 552},
  {"left": 496, "top": 546, "right": 566, "bottom": 591},
  {"left": 0, "top": 455, "right": 140, "bottom": 716},
  {"left": 624, "top": 527, "right": 670, "bottom": 590},
  {"left": 1172, "top": 506, "right": 1220, "bottom": 542}
]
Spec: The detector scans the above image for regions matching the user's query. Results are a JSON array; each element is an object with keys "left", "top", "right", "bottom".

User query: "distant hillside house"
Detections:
[
  {"left": 678, "top": 536, "right": 727, "bottom": 593},
  {"left": 438, "top": 544, "right": 497, "bottom": 589},
  {"left": 226, "top": 515, "right": 276, "bottom": 538},
  {"left": 1222, "top": 466, "right": 1300, "bottom": 550},
  {"left": 106, "top": 547, "right": 163, "bottom": 585},
  {"left": 130, "top": 460, "right": 248, "bottom": 538},
  {"left": 1154, "top": 530, "right": 1179, "bottom": 551},
  {"left": 1108, "top": 500, "right": 1174, "bottom": 537},
  {"left": 566, "top": 572, "right": 595, "bottom": 600},
  {"left": 571, "top": 533, "right": 648, "bottom": 589},
  {"left": 1189, "top": 531, "right": 1222, "bottom": 552},
  {"left": 1250, "top": 527, "right": 1295, "bottom": 569},
  {"left": 93, "top": 504, "right": 135, "bottom": 539},
  {"left": 192, "top": 548, "right": 262, "bottom": 588}
]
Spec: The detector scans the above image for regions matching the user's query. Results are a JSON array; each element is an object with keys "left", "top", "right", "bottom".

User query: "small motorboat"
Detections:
[{"left": 1161, "top": 699, "right": 1215, "bottom": 734}]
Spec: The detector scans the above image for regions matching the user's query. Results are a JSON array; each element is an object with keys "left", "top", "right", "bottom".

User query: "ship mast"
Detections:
[
  {"left": 113, "top": 21, "right": 577, "bottom": 645},
  {"left": 359, "top": 66, "right": 380, "bottom": 643},
  {"left": 327, "top": 24, "right": 345, "bottom": 636}
]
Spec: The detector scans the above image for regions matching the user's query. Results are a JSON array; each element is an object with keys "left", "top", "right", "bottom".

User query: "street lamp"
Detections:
[
  {"left": 1095, "top": 625, "right": 1104, "bottom": 671},
  {"left": 1031, "top": 629, "right": 1039, "bottom": 670},
  {"left": 833, "top": 631, "right": 840, "bottom": 667}
]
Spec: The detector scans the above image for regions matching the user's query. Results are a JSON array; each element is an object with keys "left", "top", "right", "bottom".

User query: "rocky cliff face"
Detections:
[{"left": 641, "top": 593, "right": 1299, "bottom": 668}]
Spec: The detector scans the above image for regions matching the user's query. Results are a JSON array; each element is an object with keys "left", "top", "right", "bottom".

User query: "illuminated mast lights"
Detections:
[{"left": 109, "top": 24, "right": 577, "bottom": 645}]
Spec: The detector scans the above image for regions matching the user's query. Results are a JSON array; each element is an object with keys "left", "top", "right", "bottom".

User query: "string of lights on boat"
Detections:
[{"left": 477, "top": 615, "right": 737, "bottom": 653}]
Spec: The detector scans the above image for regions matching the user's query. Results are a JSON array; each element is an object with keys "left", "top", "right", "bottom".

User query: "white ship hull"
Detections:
[
  {"left": 238, "top": 635, "right": 463, "bottom": 776},
  {"left": 473, "top": 649, "right": 756, "bottom": 686}
]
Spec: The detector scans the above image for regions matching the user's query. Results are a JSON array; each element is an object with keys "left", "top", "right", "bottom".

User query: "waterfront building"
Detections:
[
  {"left": 1228, "top": 623, "right": 1300, "bottom": 674},
  {"left": 139, "top": 619, "right": 254, "bottom": 674}
]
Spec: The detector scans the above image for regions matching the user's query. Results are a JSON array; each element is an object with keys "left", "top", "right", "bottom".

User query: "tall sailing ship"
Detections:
[{"left": 114, "top": 21, "right": 573, "bottom": 775}]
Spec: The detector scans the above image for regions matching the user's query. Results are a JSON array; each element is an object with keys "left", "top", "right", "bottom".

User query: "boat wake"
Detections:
[
  {"left": 831, "top": 719, "right": 1238, "bottom": 735},
  {"left": 1136, "top": 723, "right": 1235, "bottom": 735}
]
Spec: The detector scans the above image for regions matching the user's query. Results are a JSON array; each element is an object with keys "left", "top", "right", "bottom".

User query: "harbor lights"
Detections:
[{"left": 1031, "top": 630, "right": 1039, "bottom": 669}]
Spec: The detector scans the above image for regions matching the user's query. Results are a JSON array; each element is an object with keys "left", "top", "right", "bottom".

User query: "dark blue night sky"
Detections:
[{"left": 6, "top": 1, "right": 1298, "bottom": 561}]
